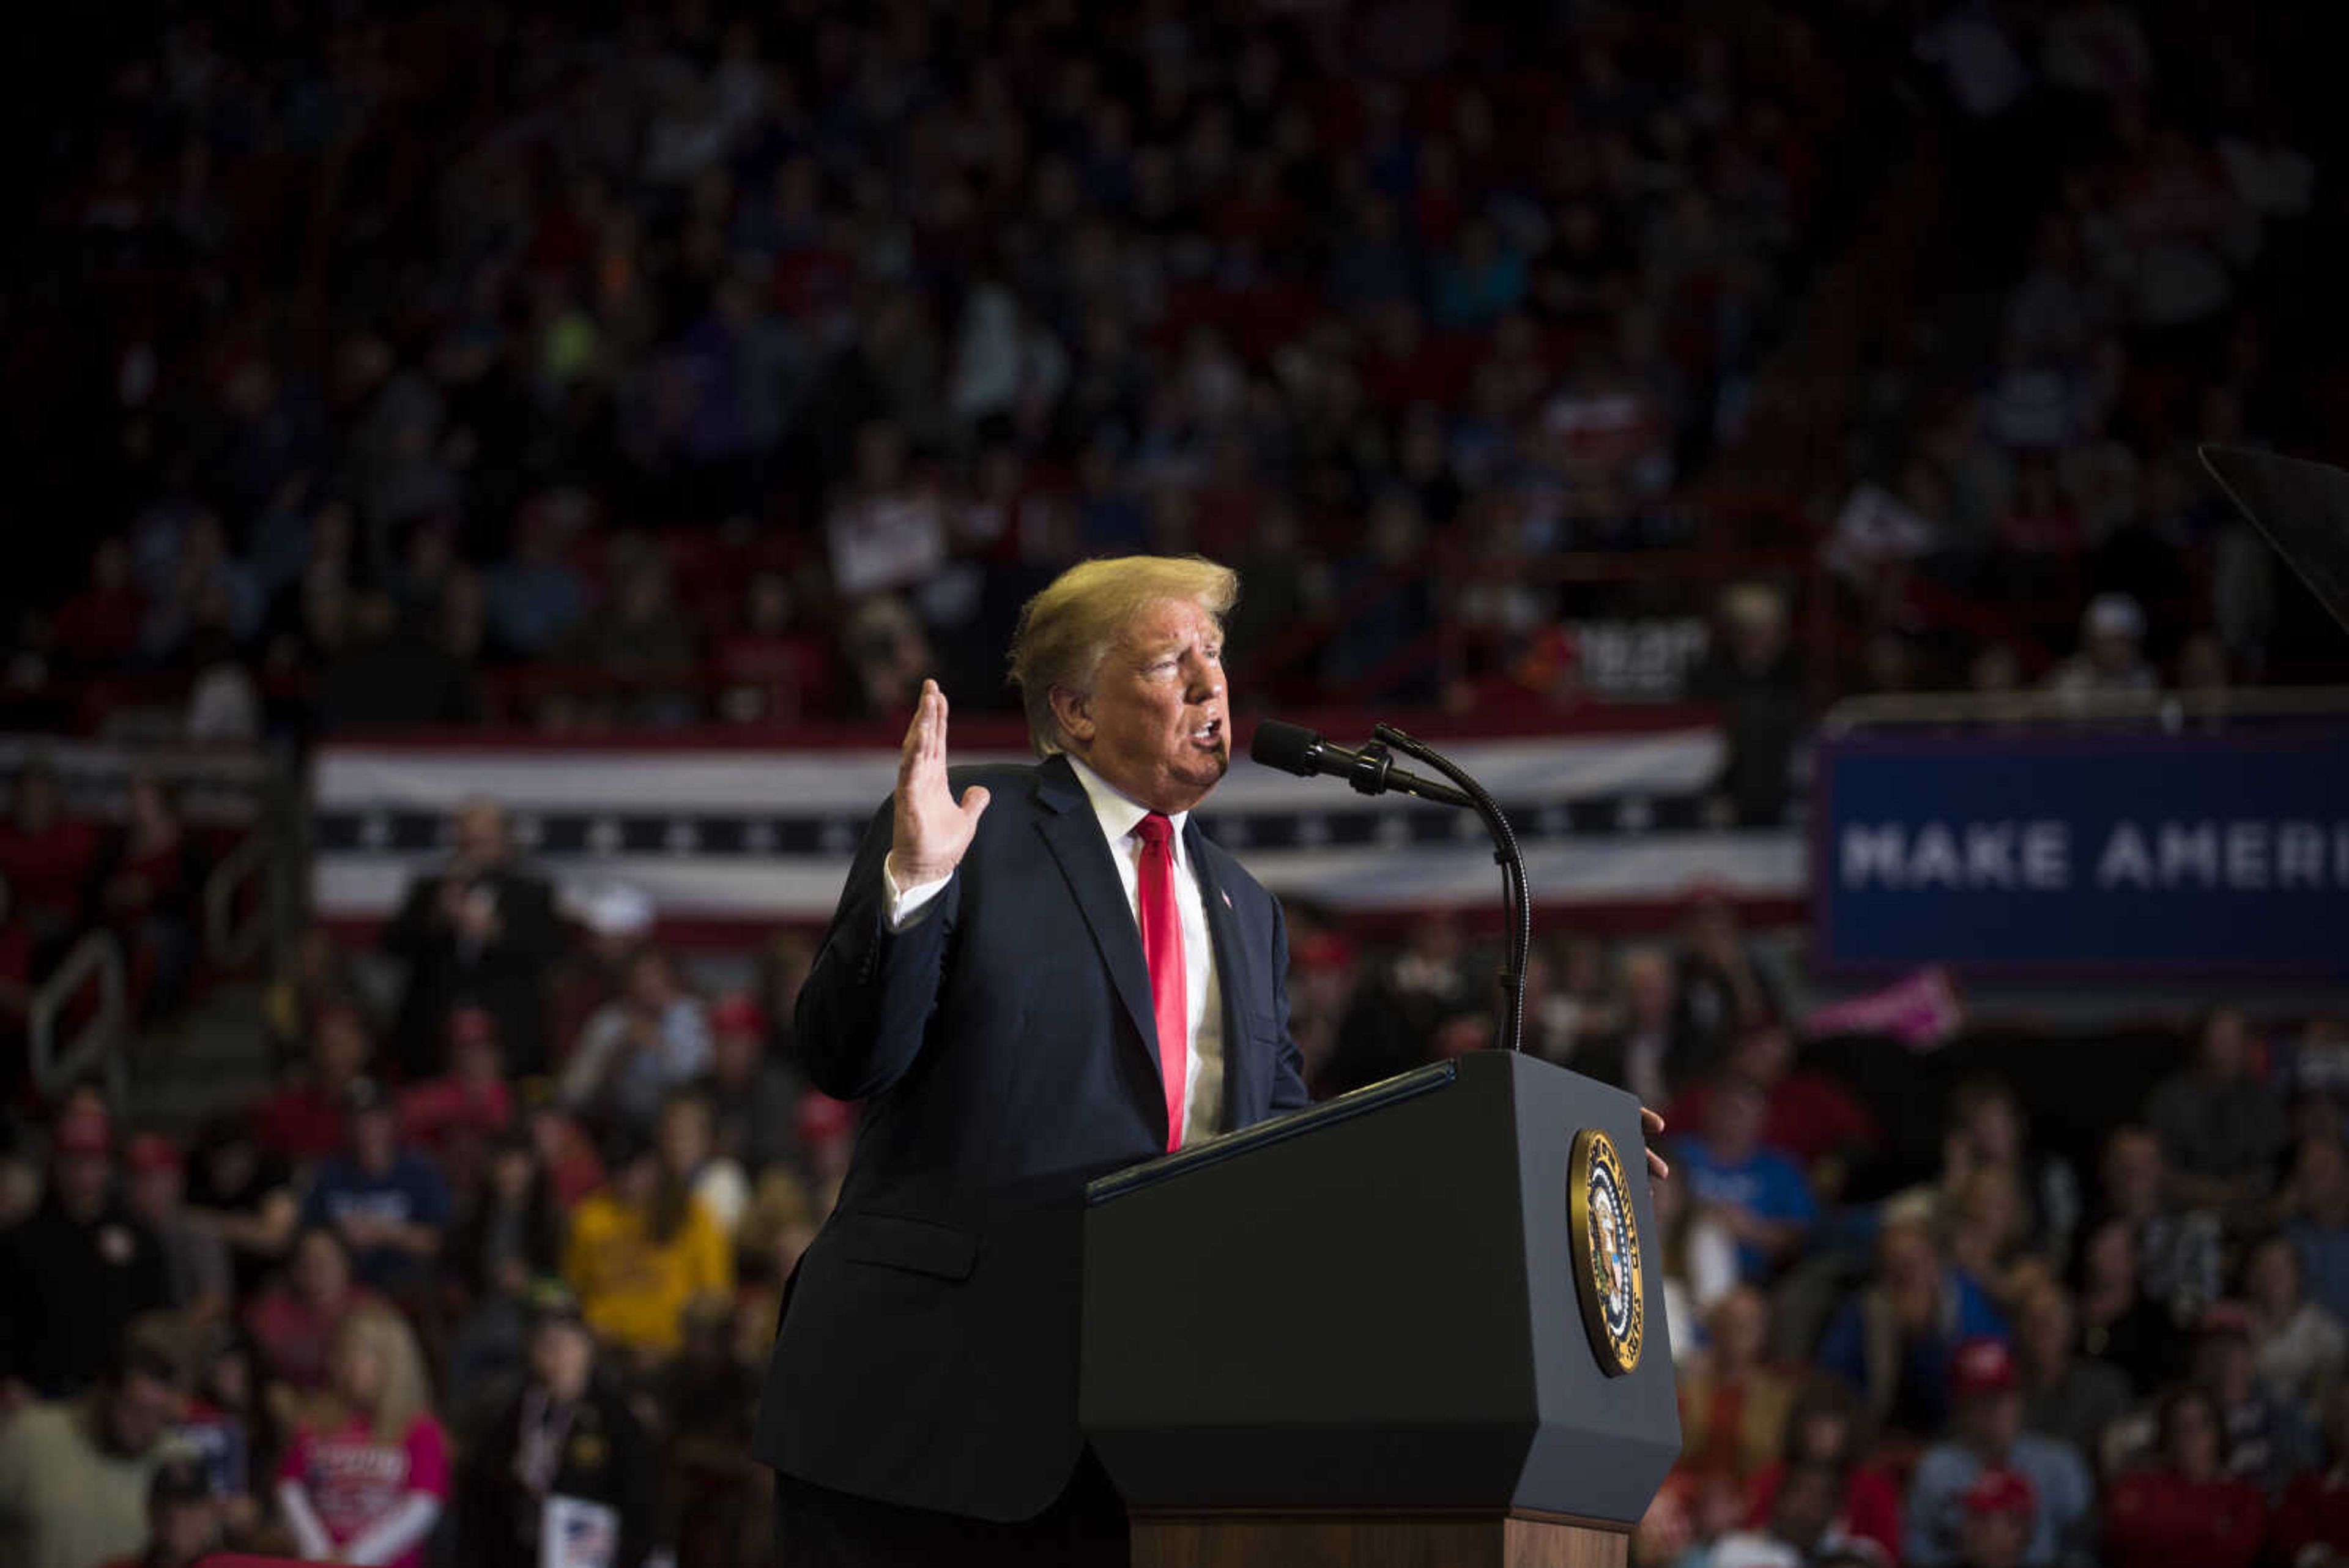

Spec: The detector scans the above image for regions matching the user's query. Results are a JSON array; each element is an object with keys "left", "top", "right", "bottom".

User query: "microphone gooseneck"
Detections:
[{"left": 1246, "top": 718, "right": 1531, "bottom": 1054}]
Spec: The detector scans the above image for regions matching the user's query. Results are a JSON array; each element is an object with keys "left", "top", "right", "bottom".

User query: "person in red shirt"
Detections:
[
  {"left": 242, "top": 1224, "right": 382, "bottom": 1402},
  {"left": 396, "top": 1005, "right": 514, "bottom": 1200},
  {"left": 2272, "top": 1384, "right": 2349, "bottom": 1567},
  {"left": 275, "top": 1304, "right": 450, "bottom": 1568},
  {"left": 0, "top": 759, "right": 102, "bottom": 966},
  {"left": 2103, "top": 1385, "right": 2268, "bottom": 1568},
  {"left": 1743, "top": 1375, "right": 1905, "bottom": 1564},
  {"left": 254, "top": 1002, "right": 374, "bottom": 1165}
]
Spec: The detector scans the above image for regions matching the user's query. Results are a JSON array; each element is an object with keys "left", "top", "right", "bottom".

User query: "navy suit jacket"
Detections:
[{"left": 751, "top": 753, "right": 1311, "bottom": 1521}]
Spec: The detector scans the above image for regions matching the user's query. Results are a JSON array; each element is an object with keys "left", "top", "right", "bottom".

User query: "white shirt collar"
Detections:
[{"left": 1063, "top": 752, "right": 1189, "bottom": 847}]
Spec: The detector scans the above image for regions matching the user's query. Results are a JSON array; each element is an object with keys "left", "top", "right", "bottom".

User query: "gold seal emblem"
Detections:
[{"left": 1568, "top": 1127, "right": 1645, "bottom": 1377}]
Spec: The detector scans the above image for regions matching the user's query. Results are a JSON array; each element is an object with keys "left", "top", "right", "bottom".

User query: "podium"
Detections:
[{"left": 1082, "top": 1050, "right": 1681, "bottom": 1568}]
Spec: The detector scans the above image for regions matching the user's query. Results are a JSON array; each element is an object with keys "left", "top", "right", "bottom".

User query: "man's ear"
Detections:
[{"left": 1049, "top": 685, "right": 1094, "bottom": 748}]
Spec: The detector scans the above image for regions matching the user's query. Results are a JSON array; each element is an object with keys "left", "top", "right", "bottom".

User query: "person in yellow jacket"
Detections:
[{"left": 562, "top": 1120, "right": 732, "bottom": 1361}]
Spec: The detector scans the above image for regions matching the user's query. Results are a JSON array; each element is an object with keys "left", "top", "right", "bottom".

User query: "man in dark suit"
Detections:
[
  {"left": 754, "top": 556, "right": 1301, "bottom": 1567},
  {"left": 754, "top": 555, "right": 1663, "bottom": 1566},
  {"left": 383, "top": 797, "right": 565, "bottom": 1080}
]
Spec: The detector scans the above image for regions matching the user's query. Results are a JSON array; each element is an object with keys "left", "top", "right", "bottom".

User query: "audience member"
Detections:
[
  {"left": 656, "top": 1087, "right": 747, "bottom": 1236},
  {"left": 2285, "top": 1134, "right": 2349, "bottom": 1323},
  {"left": 1665, "top": 1026, "right": 1878, "bottom": 1190},
  {"left": 1951, "top": 1468, "right": 2035, "bottom": 1568},
  {"left": 124, "top": 1132, "right": 231, "bottom": 1322},
  {"left": 296, "top": 1080, "right": 451, "bottom": 1295},
  {"left": 1739, "top": 1377, "right": 1905, "bottom": 1566},
  {"left": 455, "top": 1283, "right": 656, "bottom": 1568},
  {"left": 443, "top": 1127, "right": 570, "bottom": 1392},
  {"left": 97, "top": 1457, "right": 222, "bottom": 1568},
  {"left": 1696, "top": 1459, "right": 1858, "bottom": 1568},
  {"left": 182, "top": 1111, "right": 299, "bottom": 1298},
  {"left": 2189, "top": 1301, "right": 2321, "bottom": 1498},
  {"left": 0, "top": 1099, "right": 173, "bottom": 1399},
  {"left": 2068, "top": 1214, "right": 2185, "bottom": 1395},
  {"left": 1818, "top": 1221, "right": 2010, "bottom": 1439},
  {"left": 254, "top": 1001, "right": 377, "bottom": 1165},
  {"left": 275, "top": 1306, "right": 450, "bottom": 1568},
  {"left": 549, "top": 880, "right": 655, "bottom": 1061},
  {"left": 384, "top": 797, "right": 564, "bottom": 1080},
  {"left": 2147, "top": 1007, "right": 2288, "bottom": 1216},
  {"left": 2100, "top": 1386, "right": 2268, "bottom": 1568},
  {"left": 2043, "top": 594, "right": 2156, "bottom": 713},
  {"left": 1581, "top": 945, "right": 1695, "bottom": 1110},
  {"left": 2271, "top": 1384, "right": 2349, "bottom": 1567},
  {"left": 2013, "top": 1280, "right": 2131, "bottom": 1474},
  {"left": 1679, "top": 1285, "right": 1802, "bottom": 1480},
  {"left": 93, "top": 775, "right": 207, "bottom": 1023},
  {"left": 2098, "top": 1122, "right": 2223, "bottom": 1329},
  {"left": 0, "top": 759, "right": 101, "bottom": 968},
  {"left": 1903, "top": 1337, "right": 2095, "bottom": 1568},
  {"left": 560, "top": 947, "right": 714, "bottom": 1135},
  {"left": 176, "top": 1321, "right": 265, "bottom": 1540},
  {"left": 395, "top": 1005, "right": 516, "bottom": 1196},
  {"left": 1674, "top": 1072, "right": 1817, "bottom": 1284},
  {"left": 0, "top": 1313, "right": 197, "bottom": 1568},
  {"left": 697, "top": 993, "right": 806, "bottom": 1179},
  {"left": 243, "top": 1225, "right": 382, "bottom": 1402},
  {"left": 561, "top": 1125, "right": 732, "bottom": 1364},
  {"left": 1674, "top": 894, "right": 1786, "bottom": 1061},
  {"left": 2244, "top": 1230, "right": 2347, "bottom": 1410}
]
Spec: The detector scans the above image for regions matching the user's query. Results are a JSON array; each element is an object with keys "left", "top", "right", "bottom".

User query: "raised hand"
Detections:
[{"left": 888, "top": 678, "right": 992, "bottom": 890}]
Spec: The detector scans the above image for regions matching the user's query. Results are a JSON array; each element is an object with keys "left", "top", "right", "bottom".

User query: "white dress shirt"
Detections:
[{"left": 883, "top": 754, "right": 1226, "bottom": 1143}]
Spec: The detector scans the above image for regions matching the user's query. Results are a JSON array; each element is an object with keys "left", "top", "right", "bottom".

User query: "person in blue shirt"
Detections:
[
  {"left": 1818, "top": 1219, "right": 2011, "bottom": 1438},
  {"left": 297, "top": 1079, "right": 450, "bottom": 1294},
  {"left": 1905, "top": 1336, "right": 2096, "bottom": 1568},
  {"left": 2284, "top": 1133, "right": 2349, "bottom": 1324},
  {"left": 1674, "top": 1071, "right": 1816, "bottom": 1282}
]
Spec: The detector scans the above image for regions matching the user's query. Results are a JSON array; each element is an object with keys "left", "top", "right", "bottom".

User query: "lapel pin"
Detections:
[{"left": 1222, "top": 889, "right": 1233, "bottom": 909}]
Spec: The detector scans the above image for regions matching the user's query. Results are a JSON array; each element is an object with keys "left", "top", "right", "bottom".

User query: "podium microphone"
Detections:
[{"left": 1248, "top": 720, "right": 1474, "bottom": 809}]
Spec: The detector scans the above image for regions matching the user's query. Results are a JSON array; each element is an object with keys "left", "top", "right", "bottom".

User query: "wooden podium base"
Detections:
[{"left": 1131, "top": 1509, "right": 1631, "bottom": 1568}]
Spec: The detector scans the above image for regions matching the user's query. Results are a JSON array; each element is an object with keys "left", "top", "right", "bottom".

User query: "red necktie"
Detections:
[{"left": 1134, "top": 812, "right": 1188, "bottom": 1150}]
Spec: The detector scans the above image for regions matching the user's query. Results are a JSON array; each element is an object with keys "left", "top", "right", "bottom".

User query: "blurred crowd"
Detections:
[
  {"left": 6, "top": 0, "right": 2332, "bottom": 769},
  {"left": 2, "top": 0, "right": 2347, "bottom": 1565},
  {"left": 8, "top": 790, "right": 2349, "bottom": 1567},
  {"left": 4, "top": 795, "right": 845, "bottom": 1568}
]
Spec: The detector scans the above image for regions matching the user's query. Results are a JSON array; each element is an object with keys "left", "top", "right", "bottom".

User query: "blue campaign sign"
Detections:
[{"left": 1812, "top": 726, "right": 2349, "bottom": 977}]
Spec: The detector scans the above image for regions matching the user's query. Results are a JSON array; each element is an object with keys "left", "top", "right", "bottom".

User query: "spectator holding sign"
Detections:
[{"left": 455, "top": 1284, "right": 656, "bottom": 1568}]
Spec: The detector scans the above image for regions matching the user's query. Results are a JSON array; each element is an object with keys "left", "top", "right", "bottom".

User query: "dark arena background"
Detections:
[{"left": 3, "top": 2, "right": 2348, "bottom": 1566}]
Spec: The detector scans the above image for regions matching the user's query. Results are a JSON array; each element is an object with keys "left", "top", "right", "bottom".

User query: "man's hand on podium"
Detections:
[{"left": 1641, "top": 1105, "right": 1669, "bottom": 1182}]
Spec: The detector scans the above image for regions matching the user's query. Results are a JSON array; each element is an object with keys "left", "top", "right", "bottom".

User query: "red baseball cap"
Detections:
[
  {"left": 711, "top": 993, "right": 764, "bottom": 1036},
  {"left": 53, "top": 1102, "right": 113, "bottom": 1157},
  {"left": 124, "top": 1133, "right": 184, "bottom": 1176},
  {"left": 1950, "top": 1336, "right": 2019, "bottom": 1399},
  {"left": 1962, "top": 1466, "right": 2036, "bottom": 1518}
]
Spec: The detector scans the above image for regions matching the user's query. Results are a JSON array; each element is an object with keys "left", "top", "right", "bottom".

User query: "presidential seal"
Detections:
[{"left": 1568, "top": 1126, "right": 1645, "bottom": 1377}]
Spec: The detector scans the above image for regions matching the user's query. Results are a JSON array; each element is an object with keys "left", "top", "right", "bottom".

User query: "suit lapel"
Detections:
[
  {"left": 1033, "top": 757, "right": 1160, "bottom": 1079},
  {"left": 1185, "top": 819, "right": 1266, "bottom": 1130}
]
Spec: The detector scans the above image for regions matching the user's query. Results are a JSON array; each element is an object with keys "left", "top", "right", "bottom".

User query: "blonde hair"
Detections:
[
  {"left": 1007, "top": 555, "right": 1240, "bottom": 756},
  {"left": 330, "top": 1304, "right": 434, "bottom": 1445}
]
